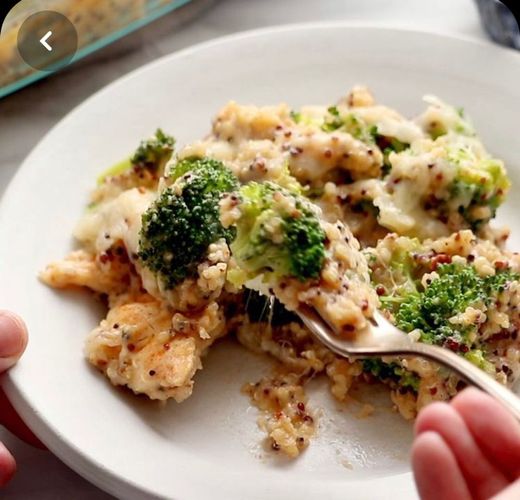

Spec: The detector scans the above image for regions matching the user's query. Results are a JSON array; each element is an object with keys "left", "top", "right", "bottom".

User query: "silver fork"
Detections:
[{"left": 297, "top": 305, "right": 520, "bottom": 420}]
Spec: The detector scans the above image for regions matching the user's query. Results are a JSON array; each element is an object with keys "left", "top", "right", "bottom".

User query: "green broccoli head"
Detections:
[
  {"left": 321, "top": 107, "right": 408, "bottom": 178},
  {"left": 381, "top": 139, "right": 510, "bottom": 234},
  {"left": 370, "top": 235, "right": 519, "bottom": 374},
  {"left": 394, "top": 262, "right": 519, "bottom": 350},
  {"left": 321, "top": 106, "right": 378, "bottom": 143},
  {"left": 131, "top": 129, "right": 175, "bottom": 172},
  {"left": 138, "top": 156, "right": 238, "bottom": 289},
  {"left": 227, "top": 181, "right": 326, "bottom": 283},
  {"left": 414, "top": 99, "right": 510, "bottom": 229},
  {"left": 448, "top": 148, "right": 510, "bottom": 228},
  {"left": 363, "top": 358, "right": 420, "bottom": 392},
  {"left": 366, "top": 237, "right": 426, "bottom": 310},
  {"left": 168, "top": 156, "right": 237, "bottom": 188},
  {"left": 96, "top": 129, "right": 175, "bottom": 185}
]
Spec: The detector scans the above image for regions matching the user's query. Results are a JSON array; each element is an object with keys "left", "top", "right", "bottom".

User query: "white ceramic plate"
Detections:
[{"left": 1, "top": 23, "right": 520, "bottom": 500}]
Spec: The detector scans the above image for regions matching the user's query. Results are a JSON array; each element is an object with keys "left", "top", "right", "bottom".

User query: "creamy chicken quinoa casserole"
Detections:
[{"left": 41, "top": 86, "right": 520, "bottom": 457}]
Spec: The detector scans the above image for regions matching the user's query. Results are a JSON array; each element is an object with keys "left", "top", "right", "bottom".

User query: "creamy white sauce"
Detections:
[{"left": 74, "top": 188, "right": 155, "bottom": 256}]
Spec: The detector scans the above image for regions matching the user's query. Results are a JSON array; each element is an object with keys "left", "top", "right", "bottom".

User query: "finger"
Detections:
[
  {"left": 415, "top": 401, "right": 509, "bottom": 499},
  {"left": 411, "top": 430, "right": 472, "bottom": 500},
  {"left": 0, "top": 388, "right": 45, "bottom": 449},
  {"left": 0, "top": 311, "right": 28, "bottom": 373},
  {"left": 491, "top": 479, "right": 520, "bottom": 500},
  {"left": 452, "top": 388, "right": 520, "bottom": 479},
  {"left": 0, "top": 441, "right": 16, "bottom": 486}
]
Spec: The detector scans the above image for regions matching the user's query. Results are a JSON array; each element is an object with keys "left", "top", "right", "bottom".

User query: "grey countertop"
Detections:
[{"left": 0, "top": 0, "right": 485, "bottom": 497}]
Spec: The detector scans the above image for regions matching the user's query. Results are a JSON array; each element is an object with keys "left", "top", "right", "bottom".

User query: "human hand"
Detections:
[
  {"left": 412, "top": 387, "right": 520, "bottom": 500},
  {"left": 0, "top": 311, "right": 34, "bottom": 486}
]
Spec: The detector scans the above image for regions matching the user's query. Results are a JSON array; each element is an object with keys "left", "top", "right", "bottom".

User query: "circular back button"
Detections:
[{"left": 17, "top": 11, "right": 77, "bottom": 72}]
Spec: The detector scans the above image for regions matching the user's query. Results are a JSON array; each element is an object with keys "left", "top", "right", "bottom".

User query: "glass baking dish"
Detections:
[{"left": 0, "top": 0, "right": 202, "bottom": 99}]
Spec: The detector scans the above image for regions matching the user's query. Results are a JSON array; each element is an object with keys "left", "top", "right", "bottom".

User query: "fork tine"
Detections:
[{"left": 297, "top": 303, "right": 412, "bottom": 357}]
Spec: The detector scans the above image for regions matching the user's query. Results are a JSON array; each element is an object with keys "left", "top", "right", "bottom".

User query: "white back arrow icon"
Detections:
[{"left": 40, "top": 31, "right": 53, "bottom": 51}]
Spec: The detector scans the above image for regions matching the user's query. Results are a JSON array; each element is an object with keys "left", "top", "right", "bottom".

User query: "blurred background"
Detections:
[{"left": 0, "top": 0, "right": 517, "bottom": 498}]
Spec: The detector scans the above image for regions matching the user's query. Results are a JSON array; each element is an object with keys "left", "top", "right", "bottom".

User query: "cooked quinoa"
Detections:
[{"left": 41, "top": 87, "right": 520, "bottom": 457}]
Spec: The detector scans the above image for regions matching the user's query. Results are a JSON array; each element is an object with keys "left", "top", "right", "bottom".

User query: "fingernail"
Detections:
[{"left": 0, "top": 312, "right": 27, "bottom": 358}]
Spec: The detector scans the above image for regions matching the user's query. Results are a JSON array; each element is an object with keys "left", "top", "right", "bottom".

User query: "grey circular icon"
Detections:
[{"left": 17, "top": 11, "right": 77, "bottom": 72}]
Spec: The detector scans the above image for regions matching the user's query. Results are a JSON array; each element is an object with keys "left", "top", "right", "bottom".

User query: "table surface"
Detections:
[{"left": 0, "top": 0, "right": 487, "bottom": 497}]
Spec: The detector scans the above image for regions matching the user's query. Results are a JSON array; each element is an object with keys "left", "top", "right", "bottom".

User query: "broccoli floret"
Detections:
[
  {"left": 464, "top": 349, "right": 495, "bottom": 375},
  {"left": 290, "top": 110, "right": 302, "bottom": 123},
  {"left": 138, "top": 156, "right": 238, "bottom": 289},
  {"left": 228, "top": 182, "right": 326, "bottom": 283},
  {"left": 384, "top": 140, "right": 510, "bottom": 232},
  {"left": 370, "top": 238, "right": 519, "bottom": 374},
  {"left": 363, "top": 358, "right": 420, "bottom": 392},
  {"left": 321, "top": 106, "right": 344, "bottom": 132},
  {"left": 169, "top": 156, "right": 237, "bottom": 188},
  {"left": 96, "top": 129, "right": 175, "bottom": 185},
  {"left": 377, "top": 136, "right": 408, "bottom": 155},
  {"left": 369, "top": 261, "right": 518, "bottom": 383},
  {"left": 321, "top": 107, "right": 378, "bottom": 144},
  {"left": 371, "top": 240, "right": 423, "bottom": 311},
  {"left": 375, "top": 134, "right": 408, "bottom": 176},
  {"left": 131, "top": 129, "right": 175, "bottom": 172},
  {"left": 417, "top": 102, "right": 509, "bottom": 228},
  {"left": 394, "top": 263, "right": 519, "bottom": 348},
  {"left": 447, "top": 149, "right": 510, "bottom": 228},
  {"left": 321, "top": 108, "right": 409, "bottom": 169}
]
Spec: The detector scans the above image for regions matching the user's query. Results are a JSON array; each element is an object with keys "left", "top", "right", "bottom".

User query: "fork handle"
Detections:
[{"left": 412, "top": 342, "right": 520, "bottom": 421}]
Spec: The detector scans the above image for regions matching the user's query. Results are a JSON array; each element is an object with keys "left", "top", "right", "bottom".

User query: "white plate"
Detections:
[{"left": 1, "top": 23, "right": 520, "bottom": 500}]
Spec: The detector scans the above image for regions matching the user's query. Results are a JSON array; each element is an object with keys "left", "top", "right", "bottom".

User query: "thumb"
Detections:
[{"left": 0, "top": 311, "right": 28, "bottom": 373}]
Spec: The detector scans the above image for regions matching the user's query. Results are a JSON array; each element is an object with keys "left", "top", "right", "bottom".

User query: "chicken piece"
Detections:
[
  {"left": 40, "top": 246, "right": 138, "bottom": 298},
  {"left": 287, "top": 128, "right": 383, "bottom": 184},
  {"left": 85, "top": 296, "right": 226, "bottom": 401}
]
